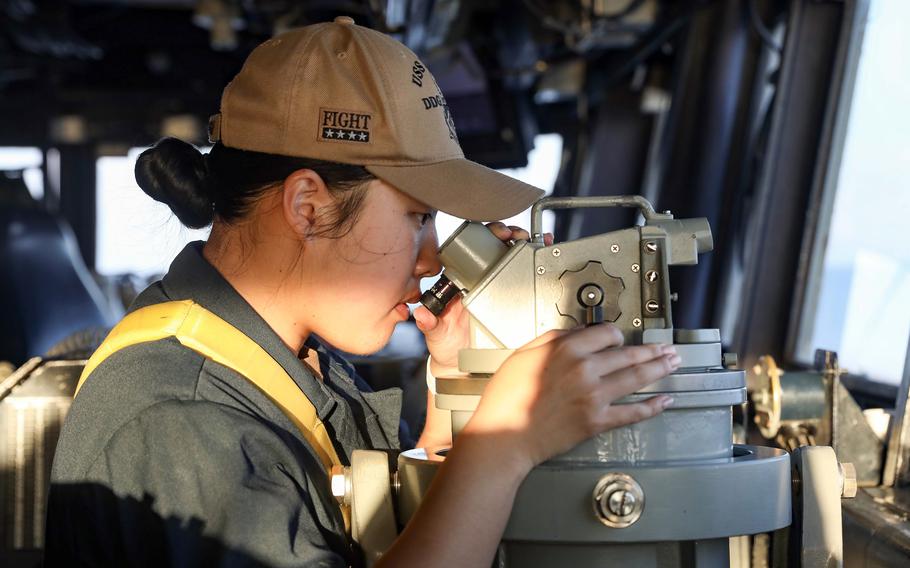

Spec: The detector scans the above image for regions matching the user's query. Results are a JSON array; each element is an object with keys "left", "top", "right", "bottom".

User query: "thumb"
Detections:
[{"left": 413, "top": 305, "right": 440, "bottom": 333}]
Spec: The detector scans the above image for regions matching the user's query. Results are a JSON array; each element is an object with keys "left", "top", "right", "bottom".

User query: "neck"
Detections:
[{"left": 203, "top": 222, "right": 312, "bottom": 355}]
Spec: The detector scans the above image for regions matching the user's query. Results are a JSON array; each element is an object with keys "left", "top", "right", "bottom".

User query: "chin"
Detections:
[{"left": 325, "top": 321, "right": 398, "bottom": 356}]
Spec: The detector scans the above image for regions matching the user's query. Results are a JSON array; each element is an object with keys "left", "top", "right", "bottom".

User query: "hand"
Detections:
[
  {"left": 462, "top": 324, "right": 679, "bottom": 474},
  {"left": 413, "top": 222, "right": 554, "bottom": 375}
]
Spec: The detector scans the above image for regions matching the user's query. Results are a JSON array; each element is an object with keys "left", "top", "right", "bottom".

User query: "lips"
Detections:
[
  {"left": 394, "top": 303, "right": 411, "bottom": 320},
  {"left": 402, "top": 289, "right": 422, "bottom": 305}
]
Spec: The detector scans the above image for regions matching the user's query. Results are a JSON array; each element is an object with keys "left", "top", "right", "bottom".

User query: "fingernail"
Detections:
[
  {"left": 669, "top": 354, "right": 682, "bottom": 367},
  {"left": 661, "top": 345, "right": 677, "bottom": 356},
  {"left": 660, "top": 396, "right": 674, "bottom": 409}
]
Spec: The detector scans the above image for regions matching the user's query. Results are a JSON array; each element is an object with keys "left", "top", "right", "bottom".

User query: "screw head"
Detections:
[
  {"left": 645, "top": 300, "right": 659, "bottom": 313},
  {"left": 645, "top": 242, "right": 658, "bottom": 253},
  {"left": 646, "top": 270, "right": 658, "bottom": 282},
  {"left": 536, "top": 266, "right": 546, "bottom": 275},
  {"left": 552, "top": 248, "right": 561, "bottom": 257},
  {"left": 632, "top": 317, "right": 642, "bottom": 327},
  {"left": 631, "top": 263, "right": 640, "bottom": 273},
  {"left": 607, "top": 490, "right": 637, "bottom": 517},
  {"left": 610, "top": 244, "right": 620, "bottom": 253}
]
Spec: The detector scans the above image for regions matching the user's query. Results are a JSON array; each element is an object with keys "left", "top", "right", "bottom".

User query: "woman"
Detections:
[{"left": 45, "top": 17, "right": 678, "bottom": 567}]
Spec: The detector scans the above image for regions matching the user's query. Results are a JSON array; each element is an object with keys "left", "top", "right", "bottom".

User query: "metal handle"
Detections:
[{"left": 530, "top": 196, "right": 666, "bottom": 242}]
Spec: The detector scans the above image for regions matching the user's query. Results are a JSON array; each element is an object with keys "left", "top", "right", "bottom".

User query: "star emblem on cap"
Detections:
[
  {"left": 358, "top": 132, "right": 367, "bottom": 141},
  {"left": 347, "top": 131, "right": 357, "bottom": 140},
  {"left": 325, "top": 129, "right": 335, "bottom": 138}
]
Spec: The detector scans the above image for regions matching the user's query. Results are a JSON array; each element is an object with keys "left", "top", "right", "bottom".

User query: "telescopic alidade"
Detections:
[{"left": 337, "top": 196, "right": 856, "bottom": 568}]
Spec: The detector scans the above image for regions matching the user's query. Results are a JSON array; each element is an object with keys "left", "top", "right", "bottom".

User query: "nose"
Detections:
[{"left": 415, "top": 224, "right": 441, "bottom": 278}]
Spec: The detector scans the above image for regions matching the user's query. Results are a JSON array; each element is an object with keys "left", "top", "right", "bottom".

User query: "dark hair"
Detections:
[{"left": 135, "top": 138, "right": 375, "bottom": 235}]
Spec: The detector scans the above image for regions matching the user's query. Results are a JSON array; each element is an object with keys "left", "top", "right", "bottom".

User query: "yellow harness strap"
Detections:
[{"left": 76, "top": 300, "right": 351, "bottom": 529}]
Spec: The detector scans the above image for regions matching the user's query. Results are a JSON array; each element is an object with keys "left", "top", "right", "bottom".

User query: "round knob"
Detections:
[{"left": 578, "top": 284, "right": 604, "bottom": 307}]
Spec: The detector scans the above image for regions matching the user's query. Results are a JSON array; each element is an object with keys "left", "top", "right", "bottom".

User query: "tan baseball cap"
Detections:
[{"left": 207, "top": 16, "right": 544, "bottom": 221}]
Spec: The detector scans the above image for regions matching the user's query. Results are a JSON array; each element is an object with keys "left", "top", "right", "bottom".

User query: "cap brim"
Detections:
[{"left": 365, "top": 158, "right": 545, "bottom": 222}]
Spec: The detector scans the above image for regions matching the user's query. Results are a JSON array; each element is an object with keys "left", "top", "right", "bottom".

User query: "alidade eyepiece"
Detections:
[{"left": 419, "top": 275, "right": 461, "bottom": 316}]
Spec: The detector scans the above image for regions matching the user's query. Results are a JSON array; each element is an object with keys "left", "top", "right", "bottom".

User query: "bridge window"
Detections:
[
  {"left": 95, "top": 147, "right": 210, "bottom": 277},
  {"left": 0, "top": 147, "right": 44, "bottom": 201},
  {"left": 796, "top": 0, "right": 910, "bottom": 385}
]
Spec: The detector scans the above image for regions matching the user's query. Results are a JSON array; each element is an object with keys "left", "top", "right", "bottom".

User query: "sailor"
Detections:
[{"left": 44, "top": 17, "right": 679, "bottom": 567}]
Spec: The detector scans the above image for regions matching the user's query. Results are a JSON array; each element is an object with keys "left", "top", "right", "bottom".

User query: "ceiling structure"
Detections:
[{"left": 0, "top": 0, "right": 674, "bottom": 166}]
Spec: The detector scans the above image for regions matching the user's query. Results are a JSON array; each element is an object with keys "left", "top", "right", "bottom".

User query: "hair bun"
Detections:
[{"left": 135, "top": 138, "right": 214, "bottom": 229}]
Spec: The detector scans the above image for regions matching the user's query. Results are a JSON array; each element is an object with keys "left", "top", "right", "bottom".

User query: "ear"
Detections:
[{"left": 282, "top": 169, "right": 333, "bottom": 238}]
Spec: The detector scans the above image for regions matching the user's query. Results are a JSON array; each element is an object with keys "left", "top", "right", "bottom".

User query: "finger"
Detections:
[
  {"left": 551, "top": 323, "right": 624, "bottom": 356},
  {"left": 544, "top": 233, "right": 554, "bottom": 246},
  {"left": 589, "top": 343, "right": 674, "bottom": 377},
  {"left": 412, "top": 305, "right": 439, "bottom": 332},
  {"left": 602, "top": 396, "right": 672, "bottom": 430},
  {"left": 602, "top": 354, "right": 680, "bottom": 399},
  {"left": 506, "top": 226, "right": 530, "bottom": 241},
  {"left": 484, "top": 221, "right": 511, "bottom": 240}
]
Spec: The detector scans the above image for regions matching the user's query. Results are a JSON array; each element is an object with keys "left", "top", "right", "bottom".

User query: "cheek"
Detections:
[
  {"left": 317, "top": 228, "right": 416, "bottom": 312},
  {"left": 348, "top": 221, "right": 419, "bottom": 275}
]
